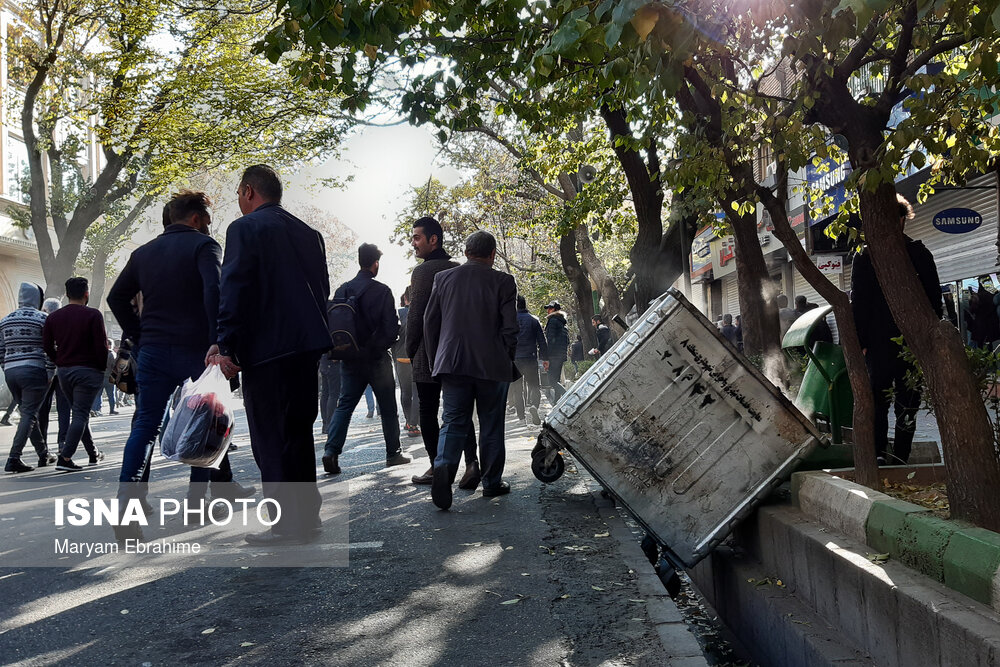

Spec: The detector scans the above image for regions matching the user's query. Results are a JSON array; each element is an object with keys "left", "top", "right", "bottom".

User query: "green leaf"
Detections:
[{"left": 604, "top": 22, "right": 624, "bottom": 49}]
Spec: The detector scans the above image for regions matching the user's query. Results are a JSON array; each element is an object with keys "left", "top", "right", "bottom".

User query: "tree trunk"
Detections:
[
  {"left": 560, "top": 231, "right": 597, "bottom": 350},
  {"left": 599, "top": 104, "right": 672, "bottom": 310},
  {"left": 726, "top": 207, "right": 782, "bottom": 362},
  {"left": 762, "top": 192, "right": 880, "bottom": 489}
]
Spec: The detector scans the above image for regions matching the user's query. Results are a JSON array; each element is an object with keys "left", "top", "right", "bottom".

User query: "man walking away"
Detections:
[
  {"left": 405, "top": 217, "right": 480, "bottom": 488},
  {"left": 851, "top": 194, "right": 943, "bottom": 466},
  {"left": 589, "top": 315, "right": 613, "bottom": 356},
  {"left": 43, "top": 277, "right": 107, "bottom": 471},
  {"left": 323, "top": 243, "right": 410, "bottom": 475},
  {"left": 544, "top": 300, "right": 570, "bottom": 402},
  {"left": 720, "top": 314, "right": 739, "bottom": 347},
  {"left": 209, "top": 165, "right": 332, "bottom": 545},
  {"left": 510, "top": 295, "right": 547, "bottom": 425},
  {"left": 2, "top": 283, "right": 55, "bottom": 472},
  {"left": 108, "top": 191, "right": 254, "bottom": 532},
  {"left": 424, "top": 231, "right": 519, "bottom": 510},
  {"left": 393, "top": 289, "right": 421, "bottom": 438}
]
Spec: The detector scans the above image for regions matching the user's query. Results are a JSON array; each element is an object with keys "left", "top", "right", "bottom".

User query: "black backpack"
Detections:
[{"left": 327, "top": 281, "right": 374, "bottom": 360}]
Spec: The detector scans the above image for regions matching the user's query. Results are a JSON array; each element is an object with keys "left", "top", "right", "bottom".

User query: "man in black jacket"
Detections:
[
  {"left": 851, "top": 194, "right": 943, "bottom": 465},
  {"left": 208, "top": 165, "right": 332, "bottom": 545},
  {"left": 323, "top": 243, "right": 410, "bottom": 474},
  {"left": 544, "top": 301, "right": 570, "bottom": 401},
  {"left": 405, "top": 217, "right": 479, "bottom": 488},
  {"left": 108, "top": 192, "right": 253, "bottom": 530}
]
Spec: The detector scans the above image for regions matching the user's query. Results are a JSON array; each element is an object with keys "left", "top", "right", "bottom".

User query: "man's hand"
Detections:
[
  {"left": 543, "top": 361, "right": 550, "bottom": 371},
  {"left": 205, "top": 344, "right": 242, "bottom": 379}
]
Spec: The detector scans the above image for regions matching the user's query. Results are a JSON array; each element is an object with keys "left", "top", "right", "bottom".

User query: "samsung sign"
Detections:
[{"left": 933, "top": 208, "right": 983, "bottom": 234}]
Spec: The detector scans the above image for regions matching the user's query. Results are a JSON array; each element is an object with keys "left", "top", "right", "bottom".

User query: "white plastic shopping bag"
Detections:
[{"left": 160, "top": 365, "right": 235, "bottom": 469}]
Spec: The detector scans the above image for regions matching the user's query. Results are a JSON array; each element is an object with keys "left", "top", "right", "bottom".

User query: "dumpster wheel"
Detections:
[{"left": 531, "top": 450, "right": 565, "bottom": 483}]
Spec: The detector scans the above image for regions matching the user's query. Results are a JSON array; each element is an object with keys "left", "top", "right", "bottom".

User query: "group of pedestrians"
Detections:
[
  {"left": 3, "top": 164, "right": 605, "bottom": 542},
  {"left": 2, "top": 279, "right": 109, "bottom": 473}
]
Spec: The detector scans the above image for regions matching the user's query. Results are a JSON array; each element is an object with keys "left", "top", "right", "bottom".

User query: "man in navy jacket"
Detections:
[
  {"left": 108, "top": 191, "right": 253, "bottom": 538},
  {"left": 208, "top": 165, "right": 332, "bottom": 545}
]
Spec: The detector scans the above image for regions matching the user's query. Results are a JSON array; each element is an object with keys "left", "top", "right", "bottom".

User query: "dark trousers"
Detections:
[
  {"left": 436, "top": 375, "right": 508, "bottom": 489},
  {"left": 4, "top": 365, "right": 49, "bottom": 460},
  {"left": 118, "top": 344, "right": 233, "bottom": 493},
  {"left": 38, "top": 373, "right": 70, "bottom": 449},
  {"left": 243, "top": 352, "right": 322, "bottom": 538},
  {"left": 509, "top": 358, "right": 541, "bottom": 418},
  {"left": 394, "top": 360, "right": 419, "bottom": 425},
  {"left": 325, "top": 353, "right": 401, "bottom": 458},
  {"left": 867, "top": 347, "right": 920, "bottom": 464},
  {"left": 59, "top": 366, "right": 104, "bottom": 459},
  {"left": 547, "top": 358, "right": 566, "bottom": 402},
  {"left": 319, "top": 359, "right": 342, "bottom": 433},
  {"left": 415, "top": 380, "right": 477, "bottom": 464}
]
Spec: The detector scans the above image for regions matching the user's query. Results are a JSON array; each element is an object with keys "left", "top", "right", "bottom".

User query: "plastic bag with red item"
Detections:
[{"left": 160, "top": 365, "right": 235, "bottom": 469}]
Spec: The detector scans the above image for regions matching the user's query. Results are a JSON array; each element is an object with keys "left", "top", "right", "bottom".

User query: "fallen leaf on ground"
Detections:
[
  {"left": 592, "top": 585, "right": 605, "bottom": 591},
  {"left": 461, "top": 542, "right": 483, "bottom": 547},
  {"left": 594, "top": 532, "right": 610, "bottom": 538},
  {"left": 867, "top": 553, "right": 890, "bottom": 564},
  {"left": 501, "top": 599, "right": 520, "bottom": 605},
  {"left": 120, "top": 610, "right": 129, "bottom": 615},
  {"left": 240, "top": 642, "right": 255, "bottom": 647},
  {"left": 629, "top": 599, "right": 645, "bottom": 603},
  {"left": 202, "top": 628, "right": 215, "bottom": 635}
]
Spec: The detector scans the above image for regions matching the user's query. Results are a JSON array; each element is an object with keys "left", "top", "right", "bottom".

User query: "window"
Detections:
[{"left": 6, "top": 133, "right": 29, "bottom": 203}]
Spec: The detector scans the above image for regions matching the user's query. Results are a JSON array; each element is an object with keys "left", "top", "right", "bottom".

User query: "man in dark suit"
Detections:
[
  {"left": 851, "top": 194, "right": 942, "bottom": 465},
  {"left": 208, "top": 165, "right": 332, "bottom": 545},
  {"left": 405, "top": 217, "right": 479, "bottom": 488},
  {"left": 108, "top": 192, "right": 253, "bottom": 538},
  {"left": 424, "top": 231, "right": 519, "bottom": 510}
]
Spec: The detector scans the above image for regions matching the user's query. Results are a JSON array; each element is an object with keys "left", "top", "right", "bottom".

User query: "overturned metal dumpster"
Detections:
[{"left": 532, "top": 289, "right": 823, "bottom": 568}]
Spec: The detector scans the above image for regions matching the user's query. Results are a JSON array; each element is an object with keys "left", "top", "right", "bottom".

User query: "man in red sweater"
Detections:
[{"left": 43, "top": 277, "right": 108, "bottom": 471}]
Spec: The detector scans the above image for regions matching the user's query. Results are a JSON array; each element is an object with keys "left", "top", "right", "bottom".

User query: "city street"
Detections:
[{"left": 0, "top": 401, "right": 706, "bottom": 666}]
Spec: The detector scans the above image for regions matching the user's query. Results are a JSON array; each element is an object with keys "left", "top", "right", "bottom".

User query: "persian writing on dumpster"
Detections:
[{"left": 675, "top": 338, "right": 763, "bottom": 422}]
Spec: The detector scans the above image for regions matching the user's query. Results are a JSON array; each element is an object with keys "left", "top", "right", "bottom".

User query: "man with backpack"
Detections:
[{"left": 323, "top": 243, "right": 410, "bottom": 475}]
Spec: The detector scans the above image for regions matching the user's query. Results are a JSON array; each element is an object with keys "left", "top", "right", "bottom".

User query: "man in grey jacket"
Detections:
[
  {"left": 424, "top": 231, "right": 519, "bottom": 510},
  {"left": 2, "top": 283, "right": 55, "bottom": 472}
]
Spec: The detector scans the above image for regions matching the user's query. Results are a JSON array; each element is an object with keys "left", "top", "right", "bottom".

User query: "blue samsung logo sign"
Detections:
[{"left": 933, "top": 208, "right": 983, "bottom": 234}]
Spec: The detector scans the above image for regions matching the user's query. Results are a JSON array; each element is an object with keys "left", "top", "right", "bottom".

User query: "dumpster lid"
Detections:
[{"left": 782, "top": 305, "right": 834, "bottom": 349}]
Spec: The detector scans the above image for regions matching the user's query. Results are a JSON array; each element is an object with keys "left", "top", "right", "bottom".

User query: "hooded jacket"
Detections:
[
  {"left": 0, "top": 283, "right": 47, "bottom": 370},
  {"left": 515, "top": 308, "right": 548, "bottom": 360},
  {"left": 545, "top": 310, "right": 570, "bottom": 361}
]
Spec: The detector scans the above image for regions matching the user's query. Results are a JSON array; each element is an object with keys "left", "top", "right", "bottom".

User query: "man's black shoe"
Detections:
[
  {"left": 5, "top": 458, "right": 33, "bottom": 473},
  {"left": 483, "top": 481, "right": 511, "bottom": 497},
  {"left": 322, "top": 454, "right": 341, "bottom": 475},
  {"left": 245, "top": 530, "right": 308, "bottom": 546},
  {"left": 109, "top": 410, "right": 119, "bottom": 415},
  {"left": 411, "top": 467, "right": 434, "bottom": 485},
  {"left": 55, "top": 457, "right": 83, "bottom": 472},
  {"left": 386, "top": 453, "right": 411, "bottom": 467},
  {"left": 366, "top": 411, "right": 374, "bottom": 419},
  {"left": 431, "top": 465, "right": 453, "bottom": 510},
  {"left": 529, "top": 406, "right": 541, "bottom": 425},
  {"left": 89, "top": 450, "right": 105, "bottom": 465},
  {"left": 211, "top": 482, "right": 257, "bottom": 501},
  {"left": 114, "top": 523, "right": 144, "bottom": 543},
  {"left": 38, "top": 453, "right": 56, "bottom": 467}
]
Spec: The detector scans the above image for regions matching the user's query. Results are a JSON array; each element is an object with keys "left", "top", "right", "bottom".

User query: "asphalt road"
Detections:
[{"left": 0, "top": 400, "right": 693, "bottom": 666}]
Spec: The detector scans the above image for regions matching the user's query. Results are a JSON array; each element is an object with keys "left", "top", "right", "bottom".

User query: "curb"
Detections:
[
  {"left": 590, "top": 488, "right": 709, "bottom": 667},
  {"left": 792, "top": 470, "right": 1000, "bottom": 610}
]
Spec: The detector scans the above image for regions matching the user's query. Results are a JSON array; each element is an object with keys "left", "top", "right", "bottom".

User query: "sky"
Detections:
[{"left": 287, "top": 124, "right": 462, "bottom": 296}]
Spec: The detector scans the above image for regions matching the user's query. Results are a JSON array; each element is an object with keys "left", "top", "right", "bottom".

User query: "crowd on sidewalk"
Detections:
[{"left": 0, "top": 165, "right": 609, "bottom": 545}]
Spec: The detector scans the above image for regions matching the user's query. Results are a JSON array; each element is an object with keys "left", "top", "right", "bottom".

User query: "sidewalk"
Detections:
[{"left": 0, "top": 402, "right": 708, "bottom": 666}]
